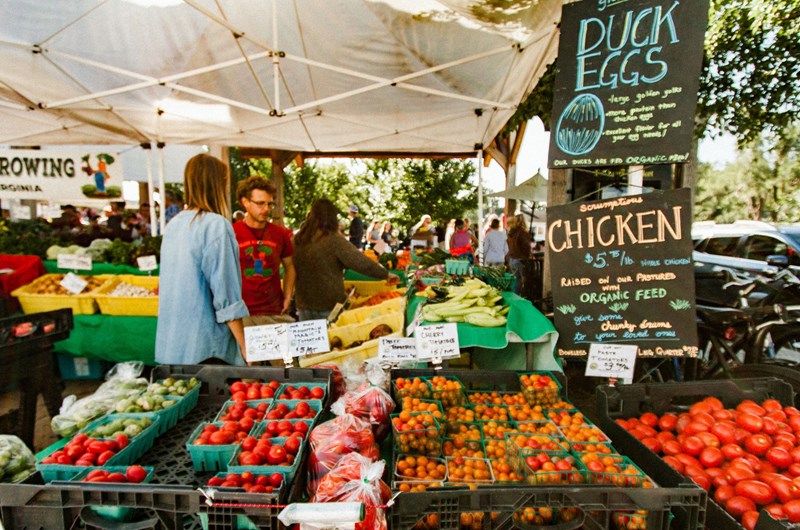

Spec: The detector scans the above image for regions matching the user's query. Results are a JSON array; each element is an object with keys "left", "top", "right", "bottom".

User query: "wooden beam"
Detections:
[
  {"left": 509, "top": 121, "right": 527, "bottom": 167},
  {"left": 237, "top": 147, "right": 477, "bottom": 160}
]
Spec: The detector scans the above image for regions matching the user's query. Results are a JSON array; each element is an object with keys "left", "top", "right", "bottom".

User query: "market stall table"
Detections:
[{"left": 406, "top": 290, "right": 559, "bottom": 371}]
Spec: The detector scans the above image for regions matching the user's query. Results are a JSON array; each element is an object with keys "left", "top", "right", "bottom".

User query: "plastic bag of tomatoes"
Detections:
[
  {"left": 307, "top": 404, "right": 379, "bottom": 494},
  {"left": 312, "top": 452, "right": 391, "bottom": 530},
  {"left": 342, "top": 385, "right": 395, "bottom": 443}
]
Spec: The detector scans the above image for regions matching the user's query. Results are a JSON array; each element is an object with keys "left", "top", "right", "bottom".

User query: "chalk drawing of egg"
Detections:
[{"left": 555, "top": 93, "right": 605, "bottom": 156}]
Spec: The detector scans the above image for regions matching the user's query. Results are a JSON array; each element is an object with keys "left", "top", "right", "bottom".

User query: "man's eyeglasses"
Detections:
[{"left": 249, "top": 200, "right": 276, "bottom": 210}]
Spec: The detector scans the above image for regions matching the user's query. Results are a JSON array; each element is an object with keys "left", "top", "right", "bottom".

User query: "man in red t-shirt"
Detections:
[{"left": 233, "top": 176, "right": 295, "bottom": 325}]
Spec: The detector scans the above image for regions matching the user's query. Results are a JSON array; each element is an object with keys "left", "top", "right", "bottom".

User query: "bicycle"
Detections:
[{"left": 634, "top": 265, "right": 800, "bottom": 394}]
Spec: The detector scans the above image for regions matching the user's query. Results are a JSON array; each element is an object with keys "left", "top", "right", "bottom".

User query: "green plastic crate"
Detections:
[{"left": 69, "top": 465, "right": 155, "bottom": 522}]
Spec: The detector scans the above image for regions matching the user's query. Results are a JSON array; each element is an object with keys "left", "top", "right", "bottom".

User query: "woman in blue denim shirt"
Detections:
[{"left": 156, "top": 154, "right": 249, "bottom": 365}]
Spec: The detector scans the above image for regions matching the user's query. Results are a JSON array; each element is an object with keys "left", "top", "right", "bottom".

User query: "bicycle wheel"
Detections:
[
  {"left": 722, "top": 360, "right": 800, "bottom": 405},
  {"left": 768, "top": 325, "right": 800, "bottom": 363}
]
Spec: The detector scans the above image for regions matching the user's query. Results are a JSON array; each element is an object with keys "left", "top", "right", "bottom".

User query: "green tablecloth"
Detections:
[
  {"left": 406, "top": 291, "right": 559, "bottom": 371},
  {"left": 344, "top": 269, "right": 406, "bottom": 283},
  {"left": 44, "top": 260, "right": 159, "bottom": 276},
  {"left": 54, "top": 314, "right": 156, "bottom": 365}
]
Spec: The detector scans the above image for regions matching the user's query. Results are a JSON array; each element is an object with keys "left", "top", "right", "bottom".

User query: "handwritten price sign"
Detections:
[
  {"left": 288, "top": 320, "right": 330, "bottom": 357},
  {"left": 245, "top": 324, "right": 290, "bottom": 362},
  {"left": 585, "top": 343, "right": 638, "bottom": 381},
  {"left": 416, "top": 323, "right": 460, "bottom": 361}
]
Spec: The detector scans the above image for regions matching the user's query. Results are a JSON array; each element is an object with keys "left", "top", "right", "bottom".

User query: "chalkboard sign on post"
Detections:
[
  {"left": 548, "top": 0, "right": 709, "bottom": 169},
  {"left": 547, "top": 188, "right": 698, "bottom": 358}
]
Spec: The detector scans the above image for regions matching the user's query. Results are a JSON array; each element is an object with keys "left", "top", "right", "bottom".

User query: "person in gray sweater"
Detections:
[{"left": 293, "top": 198, "right": 400, "bottom": 321}]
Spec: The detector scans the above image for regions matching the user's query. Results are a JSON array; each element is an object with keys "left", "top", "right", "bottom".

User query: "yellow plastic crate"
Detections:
[
  {"left": 332, "top": 296, "right": 406, "bottom": 328},
  {"left": 298, "top": 312, "right": 404, "bottom": 367},
  {"left": 11, "top": 274, "right": 108, "bottom": 315},
  {"left": 344, "top": 280, "right": 399, "bottom": 297},
  {"left": 94, "top": 274, "right": 159, "bottom": 316}
]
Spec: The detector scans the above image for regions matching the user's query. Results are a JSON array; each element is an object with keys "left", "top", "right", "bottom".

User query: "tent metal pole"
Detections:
[
  {"left": 272, "top": 0, "right": 281, "bottom": 113},
  {"left": 477, "top": 150, "right": 484, "bottom": 265},
  {"left": 144, "top": 143, "right": 156, "bottom": 235},
  {"left": 157, "top": 144, "right": 166, "bottom": 236}
]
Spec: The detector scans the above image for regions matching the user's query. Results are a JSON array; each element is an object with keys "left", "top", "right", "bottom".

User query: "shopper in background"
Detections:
[
  {"left": 450, "top": 219, "right": 478, "bottom": 263},
  {"left": 347, "top": 204, "right": 365, "bottom": 249},
  {"left": 366, "top": 220, "right": 382, "bottom": 249},
  {"left": 483, "top": 218, "right": 508, "bottom": 266},
  {"left": 293, "top": 198, "right": 399, "bottom": 321},
  {"left": 234, "top": 176, "right": 295, "bottom": 325},
  {"left": 409, "top": 214, "right": 434, "bottom": 247},
  {"left": 164, "top": 189, "right": 182, "bottom": 225},
  {"left": 156, "top": 153, "right": 249, "bottom": 366},
  {"left": 380, "top": 221, "right": 396, "bottom": 250},
  {"left": 506, "top": 214, "right": 532, "bottom": 296}
]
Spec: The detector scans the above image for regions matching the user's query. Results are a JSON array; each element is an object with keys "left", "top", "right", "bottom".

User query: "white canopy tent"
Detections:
[
  {"left": 487, "top": 169, "right": 548, "bottom": 203},
  {"left": 0, "top": 0, "right": 560, "bottom": 153},
  {"left": 0, "top": 0, "right": 561, "bottom": 233}
]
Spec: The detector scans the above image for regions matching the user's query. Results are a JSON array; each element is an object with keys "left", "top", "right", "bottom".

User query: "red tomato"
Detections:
[
  {"left": 689, "top": 401, "right": 712, "bottom": 416},
  {"left": 713, "top": 409, "right": 735, "bottom": 421},
  {"left": 737, "top": 413, "right": 765, "bottom": 434},
  {"left": 662, "top": 455, "right": 684, "bottom": 473},
  {"left": 741, "top": 510, "right": 760, "bottom": 530},
  {"left": 693, "top": 412, "right": 716, "bottom": 427},
  {"left": 675, "top": 453, "right": 701, "bottom": 469},
  {"left": 656, "top": 431, "right": 675, "bottom": 443},
  {"left": 766, "top": 447, "right": 793, "bottom": 469},
  {"left": 696, "top": 431, "right": 721, "bottom": 448},
  {"left": 97, "top": 450, "right": 116, "bottom": 466},
  {"left": 684, "top": 421, "right": 711, "bottom": 436},
  {"left": 209, "top": 431, "right": 233, "bottom": 445},
  {"left": 658, "top": 413, "right": 678, "bottom": 432},
  {"left": 125, "top": 465, "right": 148, "bottom": 483},
  {"left": 284, "top": 436, "right": 302, "bottom": 456},
  {"left": 735, "top": 479, "right": 776, "bottom": 505},
  {"left": 640, "top": 437, "right": 662, "bottom": 454},
  {"left": 310, "top": 386, "right": 325, "bottom": 399},
  {"left": 267, "top": 445, "right": 287, "bottom": 465},
  {"left": 738, "top": 400, "right": 767, "bottom": 417},
  {"left": 766, "top": 409, "right": 788, "bottom": 422},
  {"left": 725, "top": 496, "right": 757, "bottom": 518},
  {"left": 681, "top": 436, "right": 705, "bottom": 457},
  {"left": 789, "top": 463, "right": 800, "bottom": 477},
  {"left": 714, "top": 485, "right": 736, "bottom": 504},
  {"left": 676, "top": 413, "right": 692, "bottom": 433},
  {"left": 769, "top": 476, "right": 800, "bottom": 503},
  {"left": 764, "top": 504, "right": 786, "bottom": 519},
  {"left": 791, "top": 446, "right": 800, "bottom": 463},
  {"left": 783, "top": 499, "right": 800, "bottom": 523},
  {"left": 662, "top": 440, "right": 682, "bottom": 456},
  {"left": 762, "top": 416, "right": 779, "bottom": 435},
  {"left": 745, "top": 433, "right": 773, "bottom": 456},
  {"left": 699, "top": 446, "right": 724, "bottom": 468},
  {"left": 722, "top": 443, "right": 745, "bottom": 460},
  {"left": 727, "top": 466, "right": 757, "bottom": 485},
  {"left": 106, "top": 472, "right": 127, "bottom": 482},
  {"left": 269, "top": 472, "right": 283, "bottom": 487},
  {"left": 711, "top": 422, "right": 738, "bottom": 445},
  {"left": 238, "top": 451, "right": 261, "bottom": 466},
  {"left": 704, "top": 396, "right": 724, "bottom": 411}
]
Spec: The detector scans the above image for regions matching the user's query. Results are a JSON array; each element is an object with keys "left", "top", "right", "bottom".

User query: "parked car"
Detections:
[{"left": 692, "top": 221, "right": 800, "bottom": 275}]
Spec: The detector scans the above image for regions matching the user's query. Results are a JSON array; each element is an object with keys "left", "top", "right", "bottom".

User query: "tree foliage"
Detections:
[
  {"left": 246, "top": 158, "right": 479, "bottom": 234},
  {"left": 508, "top": 1, "right": 800, "bottom": 145},
  {"left": 699, "top": 0, "right": 800, "bottom": 143},
  {"left": 695, "top": 125, "right": 800, "bottom": 222}
]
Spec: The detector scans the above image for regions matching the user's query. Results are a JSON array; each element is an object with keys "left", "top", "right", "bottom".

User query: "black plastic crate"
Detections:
[
  {"left": 596, "top": 377, "right": 794, "bottom": 530},
  {"left": 389, "top": 484, "right": 706, "bottom": 530},
  {"left": 389, "top": 369, "right": 705, "bottom": 530},
  {"left": 390, "top": 368, "right": 568, "bottom": 399},
  {"left": 0, "top": 365, "right": 331, "bottom": 530}
]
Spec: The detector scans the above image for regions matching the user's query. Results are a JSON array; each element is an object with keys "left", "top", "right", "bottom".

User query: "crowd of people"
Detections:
[{"left": 153, "top": 153, "right": 540, "bottom": 367}]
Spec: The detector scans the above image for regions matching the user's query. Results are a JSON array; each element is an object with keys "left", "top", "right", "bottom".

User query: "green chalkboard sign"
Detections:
[
  {"left": 548, "top": 0, "right": 709, "bottom": 169},
  {"left": 547, "top": 188, "right": 698, "bottom": 358}
]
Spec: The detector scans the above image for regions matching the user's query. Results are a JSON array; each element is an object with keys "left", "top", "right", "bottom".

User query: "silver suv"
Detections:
[{"left": 692, "top": 221, "right": 800, "bottom": 275}]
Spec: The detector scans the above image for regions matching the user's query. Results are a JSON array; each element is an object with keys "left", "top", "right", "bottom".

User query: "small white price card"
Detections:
[
  {"left": 245, "top": 324, "right": 290, "bottom": 362},
  {"left": 405, "top": 303, "right": 424, "bottom": 336},
  {"left": 137, "top": 255, "right": 158, "bottom": 272},
  {"left": 60, "top": 272, "right": 88, "bottom": 295},
  {"left": 415, "top": 323, "right": 460, "bottom": 361},
  {"left": 378, "top": 337, "right": 418, "bottom": 362},
  {"left": 11, "top": 206, "right": 31, "bottom": 220},
  {"left": 288, "top": 319, "right": 330, "bottom": 357},
  {"left": 585, "top": 343, "right": 638, "bottom": 380},
  {"left": 57, "top": 254, "right": 92, "bottom": 271}
]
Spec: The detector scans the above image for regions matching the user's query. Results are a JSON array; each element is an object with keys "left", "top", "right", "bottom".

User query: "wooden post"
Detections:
[
  {"left": 543, "top": 168, "right": 570, "bottom": 300},
  {"left": 269, "top": 150, "right": 297, "bottom": 228}
]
